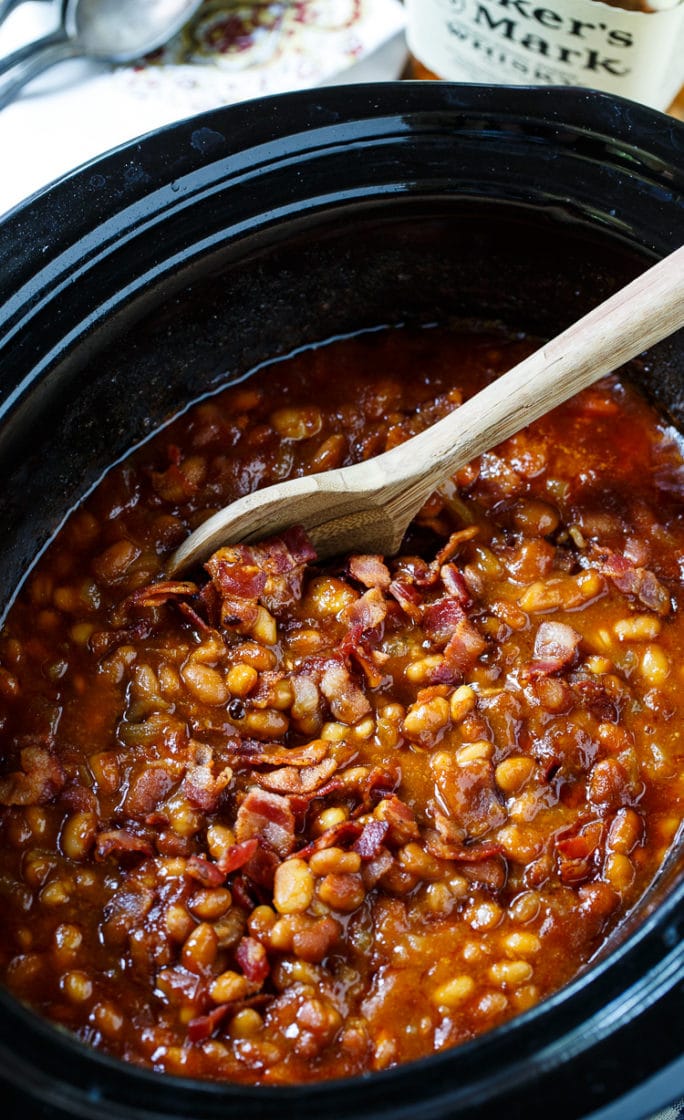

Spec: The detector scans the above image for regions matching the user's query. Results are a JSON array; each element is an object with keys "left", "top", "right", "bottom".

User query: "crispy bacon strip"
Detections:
[
  {"left": 217, "top": 838, "right": 259, "bottom": 875},
  {"left": 95, "top": 830, "right": 154, "bottom": 861},
  {"left": 235, "top": 788, "right": 296, "bottom": 858},
  {"left": 592, "top": 548, "right": 671, "bottom": 616},
  {"left": 182, "top": 743, "right": 233, "bottom": 812},
  {"left": 186, "top": 855, "right": 226, "bottom": 887},
  {"left": 187, "top": 1004, "right": 231, "bottom": 1043},
  {"left": 206, "top": 527, "right": 317, "bottom": 627},
  {"left": 235, "top": 936, "right": 269, "bottom": 984},
  {"left": 527, "top": 621, "right": 582, "bottom": 678},
  {"left": 347, "top": 554, "right": 391, "bottom": 590},
  {"left": 259, "top": 757, "right": 340, "bottom": 796},
  {"left": 123, "top": 580, "right": 199, "bottom": 612}
]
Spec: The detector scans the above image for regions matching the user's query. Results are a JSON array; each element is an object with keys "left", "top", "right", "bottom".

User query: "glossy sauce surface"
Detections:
[{"left": 0, "top": 327, "right": 682, "bottom": 1083}]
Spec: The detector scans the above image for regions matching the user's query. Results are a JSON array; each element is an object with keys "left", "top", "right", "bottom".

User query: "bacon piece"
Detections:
[
  {"left": 431, "top": 755, "right": 506, "bottom": 839},
  {"left": 353, "top": 819, "right": 389, "bottom": 859},
  {"left": 229, "top": 739, "right": 329, "bottom": 769},
  {"left": 295, "top": 819, "right": 364, "bottom": 860},
  {"left": 186, "top": 855, "right": 226, "bottom": 887},
  {"left": 422, "top": 597, "right": 466, "bottom": 645},
  {"left": 424, "top": 829, "right": 504, "bottom": 863},
  {"left": 347, "top": 554, "right": 391, "bottom": 590},
  {"left": 556, "top": 819, "right": 604, "bottom": 883},
  {"left": 388, "top": 578, "right": 423, "bottom": 621},
  {"left": 343, "top": 587, "right": 388, "bottom": 633},
  {"left": 124, "top": 766, "right": 176, "bottom": 817},
  {"left": 319, "top": 659, "right": 372, "bottom": 724},
  {"left": 182, "top": 743, "right": 233, "bottom": 812},
  {"left": 527, "top": 621, "right": 582, "bottom": 678},
  {"left": 243, "top": 839, "right": 280, "bottom": 890},
  {"left": 89, "top": 619, "right": 153, "bottom": 659},
  {"left": 217, "top": 837, "right": 259, "bottom": 875},
  {"left": 432, "top": 526, "right": 480, "bottom": 571},
  {"left": 440, "top": 563, "right": 473, "bottom": 607},
  {"left": 361, "top": 848, "right": 394, "bottom": 887},
  {"left": 206, "top": 527, "right": 316, "bottom": 626},
  {"left": 0, "top": 746, "right": 65, "bottom": 807},
  {"left": 259, "top": 757, "right": 340, "bottom": 796},
  {"left": 177, "top": 601, "right": 216, "bottom": 635},
  {"left": 374, "top": 794, "right": 419, "bottom": 844},
  {"left": 123, "top": 580, "right": 199, "bottom": 613},
  {"left": 592, "top": 549, "right": 671, "bottom": 616},
  {"left": 235, "top": 788, "right": 296, "bottom": 858},
  {"left": 187, "top": 1004, "right": 231, "bottom": 1043},
  {"left": 431, "top": 618, "right": 486, "bottom": 683},
  {"left": 236, "top": 936, "right": 269, "bottom": 984},
  {"left": 95, "top": 829, "right": 154, "bottom": 861}
]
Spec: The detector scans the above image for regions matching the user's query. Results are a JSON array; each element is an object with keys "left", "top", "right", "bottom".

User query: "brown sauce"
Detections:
[{"left": 0, "top": 326, "right": 682, "bottom": 1083}]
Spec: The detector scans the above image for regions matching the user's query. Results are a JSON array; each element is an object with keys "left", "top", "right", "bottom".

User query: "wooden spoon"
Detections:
[{"left": 169, "top": 245, "right": 684, "bottom": 575}]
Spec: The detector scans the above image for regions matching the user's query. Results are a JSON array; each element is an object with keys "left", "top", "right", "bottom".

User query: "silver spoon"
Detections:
[
  {"left": 0, "top": 0, "right": 52, "bottom": 26},
  {"left": 169, "top": 244, "right": 684, "bottom": 575},
  {"left": 0, "top": 0, "right": 203, "bottom": 109}
]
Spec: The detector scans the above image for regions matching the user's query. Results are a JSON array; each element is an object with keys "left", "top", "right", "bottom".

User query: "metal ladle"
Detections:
[{"left": 0, "top": 0, "right": 203, "bottom": 109}]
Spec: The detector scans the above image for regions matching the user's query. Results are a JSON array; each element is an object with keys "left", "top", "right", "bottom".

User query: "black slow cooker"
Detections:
[{"left": 0, "top": 82, "right": 682, "bottom": 1120}]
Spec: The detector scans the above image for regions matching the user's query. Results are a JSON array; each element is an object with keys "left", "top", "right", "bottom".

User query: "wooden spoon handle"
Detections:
[{"left": 377, "top": 243, "right": 684, "bottom": 522}]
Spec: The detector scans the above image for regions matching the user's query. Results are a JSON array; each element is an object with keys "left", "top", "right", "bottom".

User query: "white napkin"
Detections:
[{"left": 0, "top": 0, "right": 407, "bottom": 217}]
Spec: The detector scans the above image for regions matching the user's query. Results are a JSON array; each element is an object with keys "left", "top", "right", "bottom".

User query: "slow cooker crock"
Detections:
[{"left": 0, "top": 82, "right": 682, "bottom": 1120}]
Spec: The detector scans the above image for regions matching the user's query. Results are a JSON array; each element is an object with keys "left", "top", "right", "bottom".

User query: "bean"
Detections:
[
  {"left": 52, "top": 923, "right": 83, "bottom": 966},
  {"left": 292, "top": 916, "right": 341, "bottom": 963},
  {"left": 457, "top": 740, "right": 493, "bottom": 764},
  {"left": 164, "top": 903, "right": 195, "bottom": 943},
  {"left": 614, "top": 615, "right": 662, "bottom": 642},
  {"left": 189, "top": 888, "right": 232, "bottom": 921},
  {"left": 604, "top": 852, "right": 635, "bottom": 892},
  {"left": 512, "top": 498, "right": 560, "bottom": 537},
  {"left": 251, "top": 606, "right": 277, "bottom": 646},
  {"left": 434, "top": 972, "right": 476, "bottom": 1008},
  {"left": 181, "top": 923, "right": 218, "bottom": 973},
  {"left": 230, "top": 1008, "right": 263, "bottom": 1038},
  {"left": 640, "top": 644, "right": 670, "bottom": 687},
  {"left": 309, "top": 848, "right": 361, "bottom": 876},
  {"left": 405, "top": 655, "right": 444, "bottom": 684},
  {"left": 607, "top": 808, "right": 642, "bottom": 854},
  {"left": 61, "top": 970, "right": 93, "bottom": 1004},
  {"left": 403, "top": 696, "right": 450, "bottom": 740},
  {"left": 273, "top": 859, "right": 315, "bottom": 914},
  {"left": 270, "top": 406, "right": 323, "bottom": 441},
  {"left": 61, "top": 811, "right": 97, "bottom": 861},
  {"left": 506, "top": 985, "right": 538, "bottom": 1015},
  {"left": 92, "top": 540, "right": 140, "bottom": 584},
  {"left": 489, "top": 960, "right": 534, "bottom": 986},
  {"left": 501, "top": 931, "right": 541, "bottom": 956},
  {"left": 495, "top": 756, "right": 534, "bottom": 795},
  {"left": 205, "top": 826, "right": 235, "bottom": 863},
  {"left": 449, "top": 685, "right": 476, "bottom": 723},
  {"left": 310, "top": 433, "right": 346, "bottom": 472},
  {"left": 306, "top": 577, "right": 358, "bottom": 618},
  {"left": 467, "top": 901, "right": 503, "bottom": 931},
  {"left": 181, "top": 662, "right": 229, "bottom": 706},
  {"left": 226, "top": 662, "right": 258, "bottom": 697},
  {"left": 40, "top": 879, "right": 70, "bottom": 906},
  {"left": 92, "top": 1001, "right": 124, "bottom": 1038},
  {"left": 210, "top": 970, "right": 251, "bottom": 1004},
  {"left": 317, "top": 873, "right": 365, "bottom": 913},
  {"left": 244, "top": 709, "right": 289, "bottom": 739},
  {"left": 312, "top": 806, "right": 349, "bottom": 835}
]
